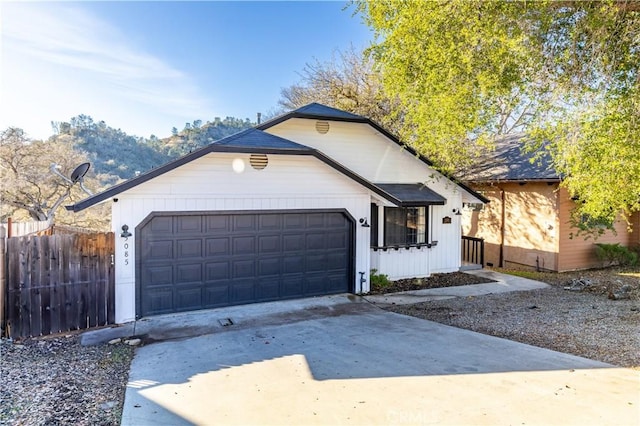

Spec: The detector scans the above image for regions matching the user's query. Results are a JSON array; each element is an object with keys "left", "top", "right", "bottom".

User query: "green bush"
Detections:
[
  {"left": 370, "top": 269, "right": 391, "bottom": 291},
  {"left": 595, "top": 243, "right": 638, "bottom": 266}
]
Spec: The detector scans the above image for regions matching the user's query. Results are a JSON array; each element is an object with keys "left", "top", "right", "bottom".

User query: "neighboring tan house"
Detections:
[
  {"left": 461, "top": 134, "right": 640, "bottom": 272},
  {"left": 67, "top": 103, "right": 487, "bottom": 323}
]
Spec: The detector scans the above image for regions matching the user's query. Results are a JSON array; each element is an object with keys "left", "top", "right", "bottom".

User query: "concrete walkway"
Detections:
[{"left": 363, "top": 269, "right": 549, "bottom": 307}]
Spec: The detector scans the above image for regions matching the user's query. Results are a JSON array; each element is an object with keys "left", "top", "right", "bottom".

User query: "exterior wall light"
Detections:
[
  {"left": 120, "top": 224, "right": 132, "bottom": 238},
  {"left": 359, "top": 218, "right": 370, "bottom": 228},
  {"left": 452, "top": 208, "right": 462, "bottom": 215}
]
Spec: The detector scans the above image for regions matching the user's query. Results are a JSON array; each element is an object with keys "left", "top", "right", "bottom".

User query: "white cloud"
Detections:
[{"left": 1, "top": 3, "right": 216, "bottom": 139}]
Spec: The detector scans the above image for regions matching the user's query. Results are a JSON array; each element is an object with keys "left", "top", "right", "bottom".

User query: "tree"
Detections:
[
  {"left": 0, "top": 127, "right": 109, "bottom": 229},
  {"left": 356, "top": 0, "right": 640, "bottom": 226},
  {"left": 279, "top": 46, "right": 402, "bottom": 135}
]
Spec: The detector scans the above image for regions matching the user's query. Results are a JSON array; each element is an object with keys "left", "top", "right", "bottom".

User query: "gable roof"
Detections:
[
  {"left": 460, "top": 133, "right": 560, "bottom": 183},
  {"left": 65, "top": 128, "right": 448, "bottom": 212},
  {"left": 258, "top": 103, "right": 489, "bottom": 204}
]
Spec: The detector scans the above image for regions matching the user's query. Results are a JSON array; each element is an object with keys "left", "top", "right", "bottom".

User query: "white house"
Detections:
[{"left": 67, "top": 103, "right": 487, "bottom": 323}]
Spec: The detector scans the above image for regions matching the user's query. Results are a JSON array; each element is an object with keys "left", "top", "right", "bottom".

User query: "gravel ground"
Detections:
[
  {"left": 387, "top": 267, "right": 640, "bottom": 368},
  {"left": 0, "top": 334, "right": 133, "bottom": 425},
  {"left": 1, "top": 266, "right": 637, "bottom": 425}
]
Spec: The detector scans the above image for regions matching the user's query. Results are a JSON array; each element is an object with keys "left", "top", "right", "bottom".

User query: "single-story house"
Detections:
[
  {"left": 67, "top": 103, "right": 487, "bottom": 323},
  {"left": 460, "top": 134, "right": 640, "bottom": 272}
]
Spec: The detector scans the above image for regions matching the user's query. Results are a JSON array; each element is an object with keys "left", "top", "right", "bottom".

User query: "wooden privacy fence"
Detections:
[{"left": 4, "top": 232, "right": 115, "bottom": 339}]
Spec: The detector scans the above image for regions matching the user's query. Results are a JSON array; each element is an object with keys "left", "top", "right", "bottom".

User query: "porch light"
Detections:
[
  {"left": 452, "top": 208, "right": 462, "bottom": 215},
  {"left": 359, "top": 218, "right": 370, "bottom": 228},
  {"left": 120, "top": 224, "right": 132, "bottom": 238}
]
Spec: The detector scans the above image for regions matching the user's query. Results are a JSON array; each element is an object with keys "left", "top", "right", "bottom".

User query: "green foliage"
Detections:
[
  {"left": 370, "top": 269, "right": 391, "bottom": 291},
  {"left": 355, "top": 0, "right": 640, "bottom": 228},
  {"left": 156, "top": 117, "right": 253, "bottom": 158},
  {"left": 595, "top": 243, "right": 638, "bottom": 267}
]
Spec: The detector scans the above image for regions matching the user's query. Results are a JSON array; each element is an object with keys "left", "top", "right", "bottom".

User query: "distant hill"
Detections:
[
  {"left": 149, "top": 117, "right": 254, "bottom": 158},
  {"left": 50, "top": 115, "right": 254, "bottom": 181}
]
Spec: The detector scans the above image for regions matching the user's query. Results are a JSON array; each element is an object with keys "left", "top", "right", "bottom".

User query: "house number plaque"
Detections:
[
  {"left": 442, "top": 216, "right": 452, "bottom": 224},
  {"left": 123, "top": 238, "right": 130, "bottom": 265}
]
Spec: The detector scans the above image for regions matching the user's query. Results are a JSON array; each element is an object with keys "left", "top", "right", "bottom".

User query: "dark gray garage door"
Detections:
[{"left": 137, "top": 210, "right": 353, "bottom": 317}]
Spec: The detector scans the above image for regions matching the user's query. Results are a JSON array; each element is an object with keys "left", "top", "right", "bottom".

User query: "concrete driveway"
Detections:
[{"left": 121, "top": 297, "right": 639, "bottom": 426}]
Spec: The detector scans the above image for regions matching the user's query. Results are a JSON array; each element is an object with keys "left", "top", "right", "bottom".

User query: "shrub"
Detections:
[
  {"left": 370, "top": 269, "right": 391, "bottom": 291},
  {"left": 595, "top": 243, "right": 638, "bottom": 267}
]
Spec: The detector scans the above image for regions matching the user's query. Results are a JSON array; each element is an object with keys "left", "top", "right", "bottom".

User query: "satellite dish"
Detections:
[{"left": 70, "top": 162, "right": 90, "bottom": 183}]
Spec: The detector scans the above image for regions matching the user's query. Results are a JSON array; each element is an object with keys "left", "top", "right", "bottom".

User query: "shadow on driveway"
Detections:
[{"left": 121, "top": 301, "right": 639, "bottom": 425}]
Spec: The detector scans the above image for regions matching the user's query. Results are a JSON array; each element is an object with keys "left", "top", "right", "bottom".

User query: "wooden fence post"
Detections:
[{"left": 0, "top": 227, "right": 5, "bottom": 336}]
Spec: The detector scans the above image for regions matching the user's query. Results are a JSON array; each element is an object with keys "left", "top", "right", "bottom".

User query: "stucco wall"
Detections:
[
  {"left": 462, "top": 182, "right": 559, "bottom": 271},
  {"left": 463, "top": 182, "right": 639, "bottom": 272},
  {"left": 557, "top": 188, "right": 638, "bottom": 271}
]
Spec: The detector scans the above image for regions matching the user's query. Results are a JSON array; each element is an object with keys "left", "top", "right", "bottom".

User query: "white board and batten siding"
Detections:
[
  {"left": 112, "top": 153, "right": 372, "bottom": 323},
  {"left": 264, "top": 119, "right": 476, "bottom": 203},
  {"left": 266, "top": 119, "right": 465, "bottom": 279}
]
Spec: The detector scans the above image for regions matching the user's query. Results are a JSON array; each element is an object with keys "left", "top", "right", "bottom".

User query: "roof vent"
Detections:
[
  {"left": 315, "top": 120, "right": 330, "bottom": 134},
  {"left": 249, "top": 154, "right": 268, "bottom": 170}
]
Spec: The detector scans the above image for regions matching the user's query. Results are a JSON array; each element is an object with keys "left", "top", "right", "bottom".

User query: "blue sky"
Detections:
[{"left": 1, "top": 1, "right": 373, "bottom": 140}]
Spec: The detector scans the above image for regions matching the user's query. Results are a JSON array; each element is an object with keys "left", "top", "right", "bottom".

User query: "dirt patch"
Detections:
[
  {"left": 368, "top": 271, "right": 495, "bottom": 294},
  {"left": 386, "top": 266, "right": 640, "bottom": 368}
]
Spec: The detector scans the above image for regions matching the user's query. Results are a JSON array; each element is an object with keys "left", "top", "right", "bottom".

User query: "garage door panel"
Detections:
[
  {"left": 256, "top": 279, "right": 280, "bottom": 301},
  {"left": 304, "top": 276, "right": 326, "bottom": 295},
  {"left": 306, "top": 254, "right": 326, "bottom": 272},
  {"left": 175, "top": 286, "right": 202, "bottom": 311},
  {"left": 307, "top": 213, "right": 326, "bottom": 228},
  {"left": 147, "top": 240, "right": 173, "bottom": 260},
  {"left": 233, "top": 236, "right": 256, "bottom": 255},
  {"left": 139, "top": 211, "right": 352, "bottom": 317},
  {"left": 258, "top": 258, "right": 280, "bottom": 276},
  {"left": 177, "top": 239, "right": 202, "bottom": 258},
  {"left": 259, "top": 235, "right": 280, "bottom": 253},
  {"left": 143, "top": 265, "right": 173, "bottom": 285},
  {"left": 234, "top": 215, "right": 256, "bottom": 231},
  {"left": 284, "top": 214, "right": 305, "bottom": 229},
  {"left": 233, "top": 260, "right": 255, "bottom": 278},
  {"left": 328, "top": 213, "right": 349, "bottom": 227},
  {"left": 306, "top": 233, "right": 326, "bottom": 250},
  {"left": 327, "top": 274, "right": 348, "bottom": 292},
  {"left": 206, "top": 238, "right": 230, "bottom": 256},
  {"left": 203, "top": 284, "right": 229, "bottom": 307},
  {"left": 231, "top": 280, "right": 256, "bottom": 303},
  {"left": 327, "top": 232, "right": 348, "bottom": 249},
  {"left": 206, "top": 215, "right": 230, "bottom": 232},
  {"left": 175, "top": 263, "right": 202, "bottom": 283},
  {"left": 283, "top": 234, "right": 304, "bottom": 251},
  {"left": 259, "top": 215, "right": 281, "bottom": 230},
  {"left": 327, "top": 253, "right": 348, "bottom": 270},
  {"left": 149, "top": 216, "right": 173, "bottom": 233},
  {"left": 145, "top": 287, "right": 174, "bottom": 315},
  {"left": 177, "top": 216, "right": 202, "bottom": 234},
  {"left": 205, "top": 261, "right": 230, "bottom": 281},
  {"left": 281, "top": 277, "right": 303, "bottom": 297},
  {"left": 283, "top": 256, "right": 304, "bottom": 274}
]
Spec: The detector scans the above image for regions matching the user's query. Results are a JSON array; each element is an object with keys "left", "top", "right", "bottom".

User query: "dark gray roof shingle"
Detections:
[
  {"left": 375, "top": 183, "right": 446, "bottom": 206},
  {"left": 213, "top": 128, "right": 310, "bottom": 150},
  {"left": 461, "top": 133, "right": 559, "bottom": 182}
]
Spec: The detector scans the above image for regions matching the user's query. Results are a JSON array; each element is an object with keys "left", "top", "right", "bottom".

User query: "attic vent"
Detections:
[
  {"left": 315, "top": 120, "right": 330, "bottom": 134},
  {"left": 249, "top": 154, "right": 268, "bottom": 170}
]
